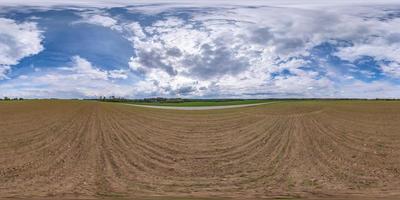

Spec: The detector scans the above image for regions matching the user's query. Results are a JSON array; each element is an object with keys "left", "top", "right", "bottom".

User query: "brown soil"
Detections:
[{"left": 1, "top": 100, "right": 400, "bottom": 200}]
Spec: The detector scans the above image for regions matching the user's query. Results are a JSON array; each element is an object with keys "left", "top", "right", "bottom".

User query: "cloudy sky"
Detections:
[{"left": 0, "top": 0, "right": 400, "bottom": 98}]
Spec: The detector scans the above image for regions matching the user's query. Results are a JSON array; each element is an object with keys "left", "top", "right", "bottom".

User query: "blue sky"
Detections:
[{"left": 0, "top": 0, "right": 400, "bottom": 98}]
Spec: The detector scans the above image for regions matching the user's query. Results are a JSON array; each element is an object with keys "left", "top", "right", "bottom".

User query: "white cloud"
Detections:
[
  {"left": 0, "top": 18, "right": 43, "bottom": 79},
  {"left": 86, "top": 14, "right": 117, "bottom": 27},
  {"left": 122, "top": 7, "right": 343, "bottom": 97},
  {"left": 333, "top": 18, "right": 400, "bottom": 78},
  {"left": 2, "top": 2, "right": 400, "bottom": 98},
  {"left": 2, "top": 0, "right": 398, "bottom": 9},
  {"left": 75, "top": 12, "right": 123, "bottom": 31},
  {"left": 0, "top": 66, "right": 10, "bottom": 80},
  {"left": 61, "top": 56, "right": 109, "bottom": 80},
  {"left": 125, "top": 22, "right": 146, "bottom": 39},
  {"left": 380, "top": 62, "right": 400, "bottom": 78},
  {"left": 338, "top": 80, "right": 400, "bottom": 99},
  {"left": 108, "top": 69, "right": 128, "bottom": 79},
  {"left": 0, "top": 56, "right": 133, "bottom": 98},
  {"left": 60, "top": 55, "right": 128, "bottom": 81},
  {"left": 119, "top": 4, "right": 400, "bottom": 97}
]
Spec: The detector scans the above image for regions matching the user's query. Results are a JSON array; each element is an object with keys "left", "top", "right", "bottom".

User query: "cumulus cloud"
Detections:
[
  {"left": 121, "top": 7, "right": 339, "bottom": 96},
  {"left": 0, "top": 56, "right": 132, "bottom": 98},
  {"left": 380, "top": 62, "right": 400, "bottom": 78},
  {"left": 2, "top": 0, "right": 399, "bottom": 10},
  {"left": 108, "top": 69, "right": 128, "bottom": 79},
  {"left": 61, "top": 56, "right": 129, "bottom": 81},
  {"left": 0, "top": 18, "right": 43, "bottom": 79},
  {"left": 120, "top": 4, "right": 400, "bottom": 97},
  {"left": 61, "top": 56, "right": 109, "bottom": 80},
  {"left": 333, "top": 17, "right": 400, "bottom": 78},
  {"left": 76, "top": 13, "right": 122, "bottom": 31},
  {"left": 2, "top": 1, "right": 400, "bottom": 98},
  {"left": 338, "top": 80, "right": 400, "bottom": 99}
]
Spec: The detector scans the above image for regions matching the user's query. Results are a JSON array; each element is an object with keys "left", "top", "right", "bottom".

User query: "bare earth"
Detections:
[{"left": 1, "top": 100, "right": 400, "bottom": 200}]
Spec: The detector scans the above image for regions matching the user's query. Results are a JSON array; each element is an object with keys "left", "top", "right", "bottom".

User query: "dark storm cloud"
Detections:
[
  {"left": 250, "top": 27, "right": 274, "bottom": 44},
  {"left": 166, "top": 47, "right": 182, "bottom": 57},
  {"left": 134, "top": 49, "right": 177, "bottom": 76},
  {"left": 183, "top": 43, "right": 249, "bottom": 79},
  {"left": 175, "top": 85, "right": 196, "bottom": 95}
]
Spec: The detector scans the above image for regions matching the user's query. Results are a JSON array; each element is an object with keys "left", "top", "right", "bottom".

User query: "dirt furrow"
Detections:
[{"left": 1, "top": 100, "right": 400, "bottom": 199}]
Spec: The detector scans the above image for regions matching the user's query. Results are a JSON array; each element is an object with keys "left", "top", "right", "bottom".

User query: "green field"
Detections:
[{"left": 125, "top": 99, "right": 273, "bottom": 107}]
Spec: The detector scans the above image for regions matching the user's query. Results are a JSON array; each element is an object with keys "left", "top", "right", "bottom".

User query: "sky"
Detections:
[{"left": 0, "top": 0, "right": 400, "bottom": 99}]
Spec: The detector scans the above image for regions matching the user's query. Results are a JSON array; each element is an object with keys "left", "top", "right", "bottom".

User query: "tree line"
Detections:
[
  {"left": 0, "top": 97, "right": 24, "bottom": 101},
  {"left": 90, "top": 96, "right": 400, "bottom": 103},
  {"left": 95, "top": 96, "right": 185, "bottom": 103}
]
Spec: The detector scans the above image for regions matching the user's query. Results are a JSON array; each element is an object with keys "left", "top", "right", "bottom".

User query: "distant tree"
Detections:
[{"left": 4, "top": 97, "right": 10, "bottom": 101}]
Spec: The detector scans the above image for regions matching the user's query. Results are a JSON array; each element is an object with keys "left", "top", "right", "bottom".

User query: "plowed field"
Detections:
[{"left": 1, "top": 100, "right": 400, "bottom": 199}]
